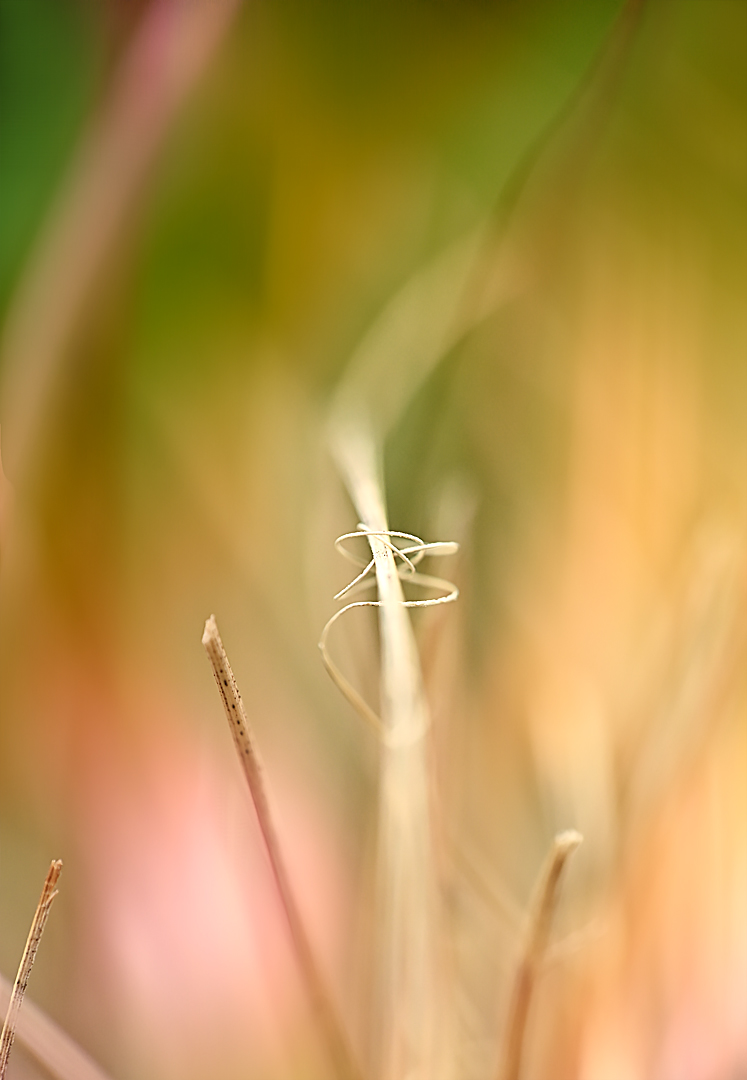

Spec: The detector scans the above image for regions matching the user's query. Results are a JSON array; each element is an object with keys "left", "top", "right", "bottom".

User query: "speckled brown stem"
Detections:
[
  {"left": 202, "top": 616, "right": 362, "bottom": 1080},
  {"left": 0, "top": 860, "right": 62, "bottom": 1079}
]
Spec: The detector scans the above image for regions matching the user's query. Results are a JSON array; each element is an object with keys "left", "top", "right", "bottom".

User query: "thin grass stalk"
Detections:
[
  {"left": 202, "top": 616, "right": 361, "bottom": 1080},
  {"left": 330, "top": 420, "right": 449, "bottom": 1080},
  {"left": 0, "top": 860, "right": 62, "bottom": 1079},
  {"left": 498, "top": 831, "right": 582, "bottom": 1080}
]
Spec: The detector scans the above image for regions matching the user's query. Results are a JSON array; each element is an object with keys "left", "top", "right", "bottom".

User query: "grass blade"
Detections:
[
  {"left": 202, "top": 616, "right": 361, "bottom": 1080},
  {"left": 498, "top": 831, "right": 582, "bottom": 1080},
  {"left": 330, "top": 420, "right": 453, "bottom": 1080},
  {"left": 0, "top": 860, "right": 62, "bottom": 1079}
]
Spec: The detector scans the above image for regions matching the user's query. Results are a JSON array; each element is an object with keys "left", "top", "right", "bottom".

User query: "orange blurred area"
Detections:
[{"left": 0, "top": 1, "right": 744, "bottom": 1078}]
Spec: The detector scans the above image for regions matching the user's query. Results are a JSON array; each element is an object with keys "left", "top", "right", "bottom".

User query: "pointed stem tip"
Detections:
[{"left": 0, "top": 860, "right": 63, "bottom": 1079}]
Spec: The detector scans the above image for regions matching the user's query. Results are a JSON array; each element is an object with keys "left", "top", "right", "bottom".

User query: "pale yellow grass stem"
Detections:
[{"left": 329, "top": 421, "right": 453, "bottom": 1080}]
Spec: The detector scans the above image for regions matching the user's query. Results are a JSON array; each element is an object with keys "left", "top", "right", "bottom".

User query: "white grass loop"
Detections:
[{"left": 320, "top": 527, "right": 459, "bottom": 743}]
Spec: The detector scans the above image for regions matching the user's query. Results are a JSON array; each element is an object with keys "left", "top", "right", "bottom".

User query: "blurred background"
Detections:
[{"left": 0, "top": 0, "right": 745, "bottom": 1078}]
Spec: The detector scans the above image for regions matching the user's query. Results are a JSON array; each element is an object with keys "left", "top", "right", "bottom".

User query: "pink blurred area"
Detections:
[
  {"left": 25, "top": 636, "right": 352, "bottom": 1077},
  {"left": 78, "top": 721, "right": 349, "bottom": 1076}
]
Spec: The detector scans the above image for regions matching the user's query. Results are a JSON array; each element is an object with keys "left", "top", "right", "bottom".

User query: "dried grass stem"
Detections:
[
  {"left": 498, "top": 832, "right": 582, "bottom": 1080},
  {"left": 202, "top": 616, "right": 361, "bottom": 1080},
  {"left": 0, "top": 860, "right": 62, "bottom": 1079}
]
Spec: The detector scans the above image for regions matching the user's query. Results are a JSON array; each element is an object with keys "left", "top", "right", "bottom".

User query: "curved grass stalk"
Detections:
[
  {"left": 497, "top": 831, "right": 582, "bottom": 1080},
  {"left": 320, "top": 527, "right": 458, "bottom": 737},
  {"left": 328, "top": 0, "right": 651, "bottom": 457}
]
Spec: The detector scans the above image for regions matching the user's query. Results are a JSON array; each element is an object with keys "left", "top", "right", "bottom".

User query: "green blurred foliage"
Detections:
[{"left": 0, "top": 0, "right": 99, "bottom": 307}]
